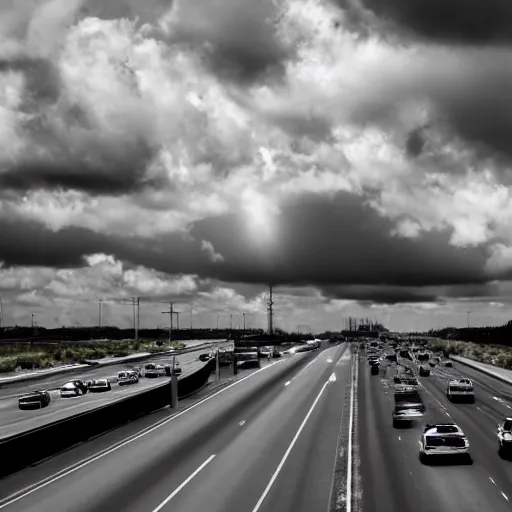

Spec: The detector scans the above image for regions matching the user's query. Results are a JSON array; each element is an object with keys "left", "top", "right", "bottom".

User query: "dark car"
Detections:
[
  {"left": 60, "top": 380, "right": 88, "bottom": 398},
  {"left": 419, "top": 365, "right": 431, "bottom": 377},
  {"left": 118, "top": 370, "right": 140, "bottom": 386},
  {"left": 18, "top": 390, "right": 51, "bottom": 409}
]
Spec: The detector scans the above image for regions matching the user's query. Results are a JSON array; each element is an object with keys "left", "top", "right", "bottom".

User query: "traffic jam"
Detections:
[
  {"left": 362, "top": 336, "right": 512, "bottom": 463},
  {"left": 17, "top": 360, "right": 182, "bottom": 411}
]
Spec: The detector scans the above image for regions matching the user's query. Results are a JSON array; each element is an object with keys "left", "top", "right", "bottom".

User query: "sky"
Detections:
[{"left": 1, "top": 0, "right": 512, "bottom": 333}]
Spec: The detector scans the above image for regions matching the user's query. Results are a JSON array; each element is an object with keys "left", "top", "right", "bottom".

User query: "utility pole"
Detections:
[
  {"left": 189, "top": 305, "right": 193, "bottom": 330},
  {"left": 217, "top": 313, "right": 220, "bottom": 330},
  {"left": 268, "top": 284, "right": 274, "bottom": 336},
  {"left": 31, "top": 313, "right": 35, "bottom": 329},
  {"left": 0, "top": 295, "right": 4, "bottom": 329},
  {"left": 243, "top": 313, "right": 246, "bottom": 330},
  {"left": 98, "top": 299, "right": 103, "bottom": 329},
  {"left": 230, "top": 313, "right": 233, "bottom": 330},
  {"left": 137, "top": 297, "right": 140, "bottom": 336},
  {"left": 467, "top": 311, "right": 471, "bottom": 328},
  {"left": 162, "top": 302, "right": 174, "bottom": 343},
  {"left": 132, "top": 297, "right": 139, "bottom": 341}
]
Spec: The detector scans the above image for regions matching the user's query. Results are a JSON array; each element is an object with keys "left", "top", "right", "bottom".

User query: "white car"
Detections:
[
  {"left": 88, "top": 378, "right": 112, "bottom": 392},
  {"left": 497, "top": 418, "right": 512, "bottom": 456},
  {"left": 419, "top": 423, "right": 471, "bottom": 463}
]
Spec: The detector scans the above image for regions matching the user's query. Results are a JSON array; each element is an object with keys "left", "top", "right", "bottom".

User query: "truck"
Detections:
[{"left": 392, "top": 386, "right": 425, "bottom": 428}]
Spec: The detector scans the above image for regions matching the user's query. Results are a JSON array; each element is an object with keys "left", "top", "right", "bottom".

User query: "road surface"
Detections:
[
  {"left": 0, "top": 343, "right": 231, "bottom": 438},
  {"left": 0, "top": 343, "right": 350, "bottom": 512},
  {"left": 359, "top": 351, "right": 512, "bottom": 512}
]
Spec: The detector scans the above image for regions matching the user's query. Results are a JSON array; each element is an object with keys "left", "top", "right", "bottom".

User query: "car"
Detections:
[
  {"left": 392, "top": 403, "right": 424, "bottom": 427},
  {"left": 497, "top": 418, "right": 512, "bottom": 456},
  {"left": 18, "top": 390, "right": 51, "bottom": 409},
  {"left": 371, "top": 363, "right": 379, "bottom": 375},
  {"left": 143, "top": 363, "right": 166, "bottom": 377},
  {"left": 164, "top": 363, "right": 182, "bottom": 375},
  {"left": 419, "top": 423, "right": 471, "bottom": 464},
  {"left": 60, "top": 380, "right": 88, "bottom": 398},
  {"left": 443, "top": 360, "right": 453, "bottom": 367},
  {"left": 419, "top": 365, "right": 431, "bottom": 376},
  {"left": 446, "top": 379, "right": 475, "bottom": 403},
  {"left": 118, "top": 370, "right": 140, "bottom": 386},
  {"left": 88, "top": 378, "right": 112, "bottom": 392}
]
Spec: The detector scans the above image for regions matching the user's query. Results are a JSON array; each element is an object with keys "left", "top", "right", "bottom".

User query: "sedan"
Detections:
[
  {"left": 88, "top": 379, "right": 112, "bottom": 392},
  {"left": 60, "top": 380, "right": 88, "bottom": 398},
  {"left": 118, "top": 371, "right": 139, "bottom": 386},
  {"left": 18, "top": 390, "right": 51, "bottom": 409}
]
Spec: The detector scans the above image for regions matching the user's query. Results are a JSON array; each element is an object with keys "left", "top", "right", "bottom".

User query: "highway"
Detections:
[
  {"left": 360, "top": 351, "right": 512, "bottom": 512},
  {"left": 0, "top": 342, "right": 231, "bottom": 438},
  {"left": 0, "top": 343, "right": 350, "bottom": 512}
]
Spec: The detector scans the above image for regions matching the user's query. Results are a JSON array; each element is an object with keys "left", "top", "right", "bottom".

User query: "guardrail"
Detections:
[{"left": 0, "top": 359, "right": 215, "bottom": 477}]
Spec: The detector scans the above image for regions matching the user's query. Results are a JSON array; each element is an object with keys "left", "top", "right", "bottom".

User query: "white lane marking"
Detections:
[
  {"left": 346, "top": 355, "right": 356, "bottom": 512},
  {"left": 502, "top": 492, "right": 509, "bottom": 502},
  {"left": 151, "top": 454, "right": 216, "bottom": 512},
  {"left": 445, "top": 412, "right": 452, "bottom": 418},
  {"left": 239, "top": 420, "right": 246, "bottom": 426},
  {"left": 327, "top": 359, "right": 333, "bottom": 363},
  {"left": 398, "top": 436, "right": 401, "bottom": 441},
  {"left": 285, "top": 381, "right": 291, "bottom": 386},
  {"left": 251, "top": 380, "right": 331, "bottom": 512},
  {"left": 490, "top": 477, "right": 496, "bottom": 485},
  {"left": 506, "top": 406, "right": 512, "bottom": 410},
  {"left": 0, "top": 360, "right": 285, "bottom": 510},
  {"left": 329, "top": 373, "right": 337, "bottom": 382},
  {"left": 419, "top": 383, "right": 447, "bottom": 410}
]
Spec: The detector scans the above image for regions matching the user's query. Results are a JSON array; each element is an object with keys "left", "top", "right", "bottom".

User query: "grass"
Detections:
[
  {"left": 423, "top": 337, "right": 512, "bottom": 370},
  {"left": 0, "top": 340, "right": 187, "bottom": 374}
]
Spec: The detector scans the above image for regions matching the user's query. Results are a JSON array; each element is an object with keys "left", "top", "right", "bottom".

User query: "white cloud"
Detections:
[{"left": 201, "top": 240, "right": 225, "bottom": 263}]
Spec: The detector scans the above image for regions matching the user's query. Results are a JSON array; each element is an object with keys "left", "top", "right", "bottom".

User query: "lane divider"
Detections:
[
  {"left": 251, "top": 377, "right": 333, "bottom": 512},
  {"left": 151, "top": 454, "right": 216, "bottom": 512}
]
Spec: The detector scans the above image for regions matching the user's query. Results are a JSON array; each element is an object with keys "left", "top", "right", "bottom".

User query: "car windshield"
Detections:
[
  {"left": 426, "top": 436, "right": 466, "bottom": 448},
  {"left": 504, "top": 421, "right": 512, "bottom": 431},
  {"left": 450, "top": 385, "right": 472, "bottom": 392}
]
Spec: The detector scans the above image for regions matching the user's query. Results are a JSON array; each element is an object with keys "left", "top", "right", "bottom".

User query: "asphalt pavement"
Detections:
[
  {"left": 359, "top": 351, "right": 512, "bottom": 512},
  {"left": 0, "top": 343, "right": 350, "bottom": 512},
  {"left": 0, "top": 343, "right": 231, "bottom": 438}
]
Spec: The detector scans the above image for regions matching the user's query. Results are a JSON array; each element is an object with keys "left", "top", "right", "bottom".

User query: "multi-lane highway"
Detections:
[
  {"left": 360, "top": 350, "right": 512, "bottom": 512},
  {"left": 0, "top": 342, "right": 232, "bottom": 438},
  {"left": 0, "top": 343, "right": 351, "bottom": 512},
  {"left": 3, "top": 337, "right": 512, "bottom": 512}
]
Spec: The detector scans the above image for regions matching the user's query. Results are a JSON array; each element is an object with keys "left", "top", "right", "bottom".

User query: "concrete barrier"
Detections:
[{"left": 450, "top": 355, "right": 512, "bottom": 386}]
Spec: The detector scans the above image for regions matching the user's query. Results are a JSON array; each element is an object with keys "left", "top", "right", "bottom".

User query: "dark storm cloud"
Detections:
[
  {"left": 158, "top": 0, "right": 291, "bottom": 84},
  {"left": 0, "top": 192, "right": 502, "bottom": 306},
  {"left": 338, "top": 0, "right": 512, "bottom": 45},
  {"left": 320, "top": 285, "right": 438, "bottom": 304},
  {"left": 0, "top": 219, "right": 120, "bottom": 268},
  {"left": 189, "top": 192, "right": 490, "bottom": 288},
  {"left": 0, "top": 139, "right": 157, "bottom": 195}
]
